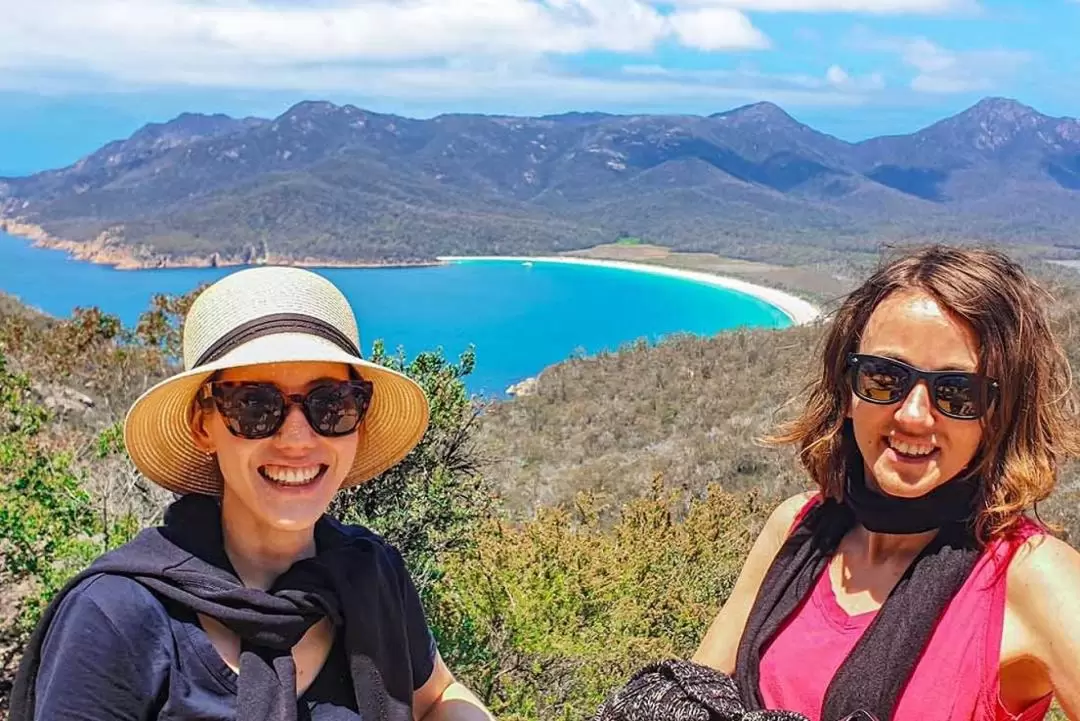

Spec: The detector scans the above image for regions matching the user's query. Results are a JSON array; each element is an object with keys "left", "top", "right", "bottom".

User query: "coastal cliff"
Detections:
[{"left": 0, "top": 217, "right": 441, "bottom": 270}]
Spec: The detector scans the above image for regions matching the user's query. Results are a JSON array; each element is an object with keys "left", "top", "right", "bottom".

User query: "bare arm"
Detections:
[
  {"left": 413, "top": 653, "right": 495, "bottom": 721},
  {"left": 692, "top": 491, "right": 815, "bottom": 673},
  {"left": 1008, "top": 534, "right": 1080, "bottom": 720}
]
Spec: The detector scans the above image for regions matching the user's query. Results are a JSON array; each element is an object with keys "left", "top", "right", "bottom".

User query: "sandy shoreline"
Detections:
[{"left": 439, "top": 255, "right": 822, "bottom": 326}]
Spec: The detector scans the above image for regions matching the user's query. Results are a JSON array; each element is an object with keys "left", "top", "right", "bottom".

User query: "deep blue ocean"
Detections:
[{"left": 0, "top": 232, "right": 790, "bottom": 396}]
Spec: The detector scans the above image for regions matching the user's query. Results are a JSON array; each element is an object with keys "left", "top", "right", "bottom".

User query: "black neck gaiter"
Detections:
[{"left": 843, "top": 452, "right": 978, "bottom": 535}]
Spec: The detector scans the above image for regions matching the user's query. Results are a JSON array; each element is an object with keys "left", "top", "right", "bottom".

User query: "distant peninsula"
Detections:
[{"left": 0, "top": 218, "right": 440, "bottom": 271}]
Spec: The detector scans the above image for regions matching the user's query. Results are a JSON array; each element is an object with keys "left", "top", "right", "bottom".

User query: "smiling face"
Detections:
[
  {"left": 849, "top": 289, "right": 986, "bottom": 499},
  {"left": 192, "top": 361, "right": 360, "bottom": 534}
]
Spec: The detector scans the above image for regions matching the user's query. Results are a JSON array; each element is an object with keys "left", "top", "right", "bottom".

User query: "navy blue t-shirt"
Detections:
[{"left": 33, "top": 538, "right": 438, "bottom": 720}]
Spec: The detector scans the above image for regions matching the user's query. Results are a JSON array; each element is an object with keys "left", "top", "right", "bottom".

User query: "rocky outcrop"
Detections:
[{"left": 506, "top": 377, "right": 539, "bottom": 397}]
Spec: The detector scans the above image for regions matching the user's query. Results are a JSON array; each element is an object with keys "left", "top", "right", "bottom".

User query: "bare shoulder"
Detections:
[
  {"left": 1007, "top": 531, "right": 1080, "bottom": 610},
  {"left": 775, "top": 489, "right": 820, "bottom": 519},
  {"left": 762, "top": 490, "right": 820, "bottom": 541},
  {"left": 1003, "top": 531, "right": 1080, "bottom": 716},
  {"left": 748, "top": 489, "right": 821, "bottom": 565}
]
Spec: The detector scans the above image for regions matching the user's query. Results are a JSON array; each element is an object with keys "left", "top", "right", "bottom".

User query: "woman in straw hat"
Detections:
[{"left": 10, "top": 266, "right": 495, "bottom": 721}]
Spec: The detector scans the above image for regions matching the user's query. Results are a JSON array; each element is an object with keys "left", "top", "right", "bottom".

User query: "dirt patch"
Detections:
[{"left": 564, "top": 243, "right": 854, "bottom": 303}]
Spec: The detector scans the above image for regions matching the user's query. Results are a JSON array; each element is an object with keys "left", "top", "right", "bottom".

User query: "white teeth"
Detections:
[
  {"left": 261, "top": 464, "right": 322, "bottom": 485},
  {"left": 889, "top": 439, "right": 935, "bottom": 457}
]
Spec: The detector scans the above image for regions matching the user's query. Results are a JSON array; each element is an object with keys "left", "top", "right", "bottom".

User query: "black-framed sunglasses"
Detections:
[
  {"left": 847, "top": 353, "right": 998, "bottom": 420},
  {"left": 198, "top": 379, "right": 373, "bottom": 439}
]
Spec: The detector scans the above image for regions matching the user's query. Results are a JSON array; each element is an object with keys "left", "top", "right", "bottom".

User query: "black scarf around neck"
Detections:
[
  {"left": 9, "top": 493, "right": 417, "bottom": 721},
  {"left": 733, "top": 452, "right": 982, "bottom": 721},
  {"left": 844, "top": 458, "right": 978, "bottom": 534}
]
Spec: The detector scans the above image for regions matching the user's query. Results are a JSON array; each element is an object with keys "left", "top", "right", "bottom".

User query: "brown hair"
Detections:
[{"left": 767, "top": 245, "right": 1080, "bottom": 543}]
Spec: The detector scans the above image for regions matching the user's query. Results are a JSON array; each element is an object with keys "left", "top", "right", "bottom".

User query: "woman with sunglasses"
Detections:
[
  {"left": 10, "top": 266, "right": 494, "bottom": 721},
  {"left": 692, "top": 246, "right": 1080, "bottom": 721}
]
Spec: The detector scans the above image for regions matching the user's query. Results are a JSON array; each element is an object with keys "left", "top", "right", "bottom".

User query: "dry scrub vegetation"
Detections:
[{"left": 477, "top": 327, "right": 821, "bottom": 516}]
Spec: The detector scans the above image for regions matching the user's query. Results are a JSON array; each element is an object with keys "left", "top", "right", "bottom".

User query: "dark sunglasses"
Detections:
[
  {"left": 847, "top": 353, "right": 998, "bottom": 420},
  {"left": 198, "top": 379, "right": 373, "bottom": 439}
]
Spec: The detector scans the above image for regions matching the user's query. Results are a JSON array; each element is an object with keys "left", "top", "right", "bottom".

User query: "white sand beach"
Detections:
[{"left": 438, "top": 255, "right": 822, "bottom": 326}]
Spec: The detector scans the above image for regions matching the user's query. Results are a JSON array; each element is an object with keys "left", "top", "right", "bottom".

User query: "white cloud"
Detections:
[
  {"left": 825, "top": 64, "right": 850, "bottom": 84},
  {"left": 0, "top": 0, "right": 662, "bottom": 65},
  {"left": 853, "top": 30, "right": 1030, "bottom": 94},
  {"left": 619, "top": 62, "right": 884, "bottom": 98},
  {"left": 0, "top": 55, "right": 878, "bottom": 114},
  {"left": 0, "top": 0, "right": 1002, "bottom": 112},
  {"left": 0, "top": 0, "right": 765, "bottom": 80},
  {"left": 825, "top": 64, "right": 885, "bottom": 90},
  {"left": 320, "top": 64, "right": 873, "bottom": 108},
  {"left": 0, "top": 0, "right": 838, "bottom": 111},
  {"left": 668, "top": 8, "right": 771, "bottom": 50},
  {"left": 0, "top": 0, "right": 981, "bottom": 94},
  {"left": 666, "top": 0, "right": 979, "bottom": 13}
]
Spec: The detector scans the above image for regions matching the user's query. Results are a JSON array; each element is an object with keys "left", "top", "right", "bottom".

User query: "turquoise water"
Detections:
[{"left": 0, "top": 232, "right": 790, "bottom": 396}]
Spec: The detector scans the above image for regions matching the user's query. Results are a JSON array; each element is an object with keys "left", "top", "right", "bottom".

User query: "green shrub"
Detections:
[
  {"left": 0, "top": 353, "right": 139, "bottom": 638},
  {"left": 434, "top": 479, "right": 771, "bottom": 720},
  {"left": 328, "top": 342, "right": 495, "bottom": 596}
]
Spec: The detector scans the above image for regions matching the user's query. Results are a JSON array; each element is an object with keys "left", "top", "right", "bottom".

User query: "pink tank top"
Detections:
[{"left": 757, "top": 497, "right": 1053, "bottom": 721}]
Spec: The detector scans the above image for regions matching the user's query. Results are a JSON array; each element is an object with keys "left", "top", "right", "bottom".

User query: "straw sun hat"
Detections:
[{"left": 123, "top": 266, "right": 431, "bottom": 496}]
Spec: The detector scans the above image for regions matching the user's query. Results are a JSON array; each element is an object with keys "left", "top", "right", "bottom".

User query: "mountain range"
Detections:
[{"left": 1, "top": 96, "right": 1079, "bottom": 266}]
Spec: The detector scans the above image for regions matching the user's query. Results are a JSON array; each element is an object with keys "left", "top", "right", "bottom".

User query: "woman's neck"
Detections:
[
  {"left": 219, "top": 493, "right": 317, "bottom": 590},
  {"left": 848, "top": 523, "right": 939, "bottom": 564}
]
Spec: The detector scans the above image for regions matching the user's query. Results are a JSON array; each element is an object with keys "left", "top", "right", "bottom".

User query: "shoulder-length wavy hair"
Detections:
[{"left": 767, "top": 245, "right": 1080, "bottom": 543}]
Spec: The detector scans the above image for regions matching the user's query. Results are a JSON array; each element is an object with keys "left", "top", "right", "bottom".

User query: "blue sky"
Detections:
[{"left": 1, "top": 0, "right": 1078, "bottom": 176}]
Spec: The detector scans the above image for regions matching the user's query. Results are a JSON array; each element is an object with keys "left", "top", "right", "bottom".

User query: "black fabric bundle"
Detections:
[
  {"left": 592, "top": 659, "right": 810, "bottom": 721},
  {"left": 10, "top": 493, "right": 419, "bottom": 721}
]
